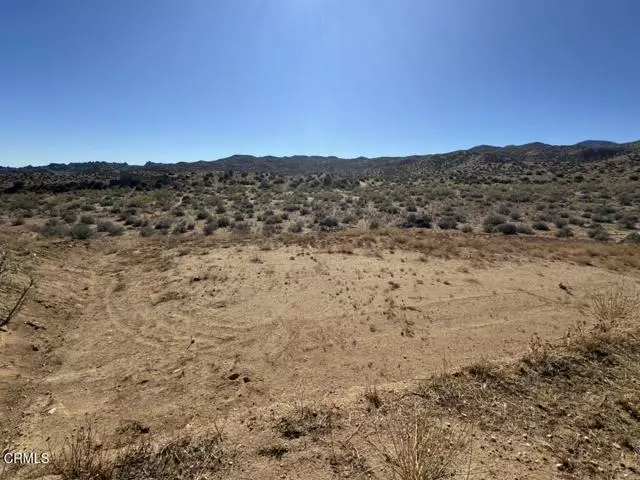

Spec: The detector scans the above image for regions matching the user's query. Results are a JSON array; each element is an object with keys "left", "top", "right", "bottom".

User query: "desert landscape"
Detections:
[{"left": 1, "top": 142, "right": 640, "bottom": 479}]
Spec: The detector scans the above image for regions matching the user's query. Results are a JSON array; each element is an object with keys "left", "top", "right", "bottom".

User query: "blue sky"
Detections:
[{"left": 1, "top": 0, "right": 639, "bottom": 166}]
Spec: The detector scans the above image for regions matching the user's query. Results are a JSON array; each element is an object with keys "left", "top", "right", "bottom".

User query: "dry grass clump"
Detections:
[
  {"left": 416, "top": 284, "right": 640, "bottom": 478},
  {"left": 364, "top": 385, "right": 383, "bottom": 410},
  {"left": 276, "top": 405, "right": 338, "bottom": 440},
  {"left": 589, "top": 284, "right": 639, "bottom": 330},
  {"left": 112, "top": 434, "right": 228, "bottom": 480},
  {"left": 51, "top": 422, "right": 112, "bottom": 480},
  {"left": 368, "top": 411, "right": 471, "bottom": 480},
  {"left": 51, "top": 422, "right": 230, "bottom": 480}
]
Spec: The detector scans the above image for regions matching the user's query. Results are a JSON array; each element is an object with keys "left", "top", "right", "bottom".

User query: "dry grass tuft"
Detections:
[
  {"left": 112, "top": 433, "right": 228, "bottom": 480},
  {"left": 51, "top": 421, "right": 230, "bottom": 480},
  {"left": 368, "top": 411, "right": 471, "bottom": 480},
  {"left": 276, "top": 405, "right": 338, "bottom": 440},
  {"left": 364, "top": 385, "right": 383, "bottom": 410},
  {"left": 588, "top": 283, "right": 640, "bottom": 330},
  {"left": 51, "top": 422, "right": 112, "bottom": 480}
]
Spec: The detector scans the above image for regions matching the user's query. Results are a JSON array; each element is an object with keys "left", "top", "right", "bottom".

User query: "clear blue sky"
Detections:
[{"left": 1, "top": 0, "right": 639, "bottom": 166}]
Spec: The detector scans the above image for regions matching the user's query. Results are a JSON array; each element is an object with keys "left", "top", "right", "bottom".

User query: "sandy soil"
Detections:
[{"left": 1, "top": 230, "right": 639, "bottom": 479}]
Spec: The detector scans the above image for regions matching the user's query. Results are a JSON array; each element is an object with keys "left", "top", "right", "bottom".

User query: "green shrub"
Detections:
[
  {"left": 587, "top": 224, "right": 610, "bottom": 242},
  {"left": 495, "top": 223, "right": 517, "bottom": 235},
  {"left": 70, "top": 223, "right": 93, "bottom": 240},
  {"left": 516, "top": 224, "right": 534, "bottom": 235},
  {"left": 289, "top": 221, "right": 304, "bottom": 233},
  {"left": 62, "top": 211, "right": 77, "bottom": 224},
  {"left": 139, "top": 226, "right": 155, "bottom": 237},
  {"left": 155, "top": 219, "right": 172, "bottom": 230},
  {"left": 319, "top": 216, "right": 339, "bottom": 228},
  {"left": 437, "top": 216, "right": 458, "bottom": 230},
  {"left": 532, "top": 221, "right": 549, "bottom": 231},
  {"left": 38, "top": 219, "right": 70, "bottom": 237},
  {"left": 556, "top": 226, "right": 574, "bottom": 237},
  {"left": 97, "top": 220, "right": 124, "bottom": 236},
  {"left": 404, "top": 213, "right": 432, "bottom": 229},
  {"left": 483, "top": 214, "right": 507, "bottom": 233},
  {"left": 203, "top": 221, "right": 217, "bottom": 236},
  {"left": 196, "top": 210, "right": 210, "bottom": 221},
  {"left": 554, "top": 218, "right": 569, "bottom": 228},
  {"left": 625, "top": 232, "right": 640, "bottom": 244}
]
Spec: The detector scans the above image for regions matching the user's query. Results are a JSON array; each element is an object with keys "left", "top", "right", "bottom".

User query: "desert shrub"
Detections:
[
  {"left": 139, "top": 226, "right": 155, "bottom": 237},
  {"left": 234, "top": 212, "right": 245, "bottom": 222},
  {"left": 172, "top": 221, "right": 188, "bottom": 235},
  {"left": 38, "top": 219, "right": 70, "bottom": 237},
  {"left": 217, "top": 216, "right": 231, "bottom": 228},
  {"left": 588, "top": 224, "right": 610, "bottom": 242},
  {"left": 482, "top": 214, "right": 507, "bottom": 233},
  {"left": 319, "top": 216, "right": 339, "bottom": 229},
  {"left": 154, "top": 218, "right": 172, "bottom": 230},
  {"left": 556, "top": 226, "right": 574, "bottom": 237},
  {"left": 203, "top": 221, "right": 217, "bottom": 236},
  {"left": 124, "top": 215, "right": 144, "bottom": 227},
  {"left": 516, "top": 224, "right": 534, "bottom": 235},
  {"left": 342, "top": 214, "right": 357, "bottom": 225},
  {"left": 460, "top": 224, "right": 473, "bottom": 233},
  {"left": 11, "top": 216, "right": 25, "bottom": 226},
  {"left": 625, "top": 232, "right": 640, "bottom": 244},
  {"left": 289, "top": 221, "right": 304, "bottom": 233},
  {"left": 554, "top": 217, "right": 569, "bottom": 228},
  {"left": 231, "top": 221, "right": 251, "bottom": 235},
  {"left": 80, "top": 214, "right": 96, "bottom": 225},
  {"left": 196, "top": 210, "right": 210, "bottom": 221},
  {"left": 369, "top": 219, "right": 380, "bottom": 230},
  {"left": 403, "top": 213, "right": 432, "bottom": 229},
  {"left": 495, "top": 222, "right": 517, "bottom": 235},
  {"left": 509, "top": 211, "right": 521, "bottom": 221},
  {"left": 62, "top": 211, "right": 77, "bottom": 224},
  {"left": 172, "top": 207, "right": 185, "bottom": 217},
  {"left": 263, "top": 223, "right": 282, "bottom": 236},
  {"left": 532, "top": 221, "right": 549, "bottom": 231},
  {"left": 70, "top": 223, "right": 94, "bottom": 240},
  {"left": 617, "top": 213, "right": 638, "bottom": 230},
  {"left": 497, "top": 204, "right": 511, "bottom": 215},
  {"left": 437, "top": 216, "right": 458, "bottom": 230},
  {"left": 264, "top": 214, "right": 282, "bottom": 225},
  {"left": 97, "top": 220, "right": 124, "bottom": 236}
]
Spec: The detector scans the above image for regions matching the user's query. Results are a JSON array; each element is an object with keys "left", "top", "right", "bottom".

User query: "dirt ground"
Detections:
[{"left": 1, "top": 228, "right": 639, "bottom": 479}]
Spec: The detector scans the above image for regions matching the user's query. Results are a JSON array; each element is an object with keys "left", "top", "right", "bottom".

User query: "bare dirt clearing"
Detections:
[{"left": 2, "top": 229, "right": 639, "bottom": 479}]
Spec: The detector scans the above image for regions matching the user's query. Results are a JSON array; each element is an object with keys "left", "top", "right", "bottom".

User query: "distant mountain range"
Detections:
[{"left": 1, "top": 140, "right": 638, "bottom": 176}]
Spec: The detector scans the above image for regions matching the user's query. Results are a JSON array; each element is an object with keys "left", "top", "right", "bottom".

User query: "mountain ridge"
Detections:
[{"left": 2, "top": 140, "right": 639, "bottom": 175}]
